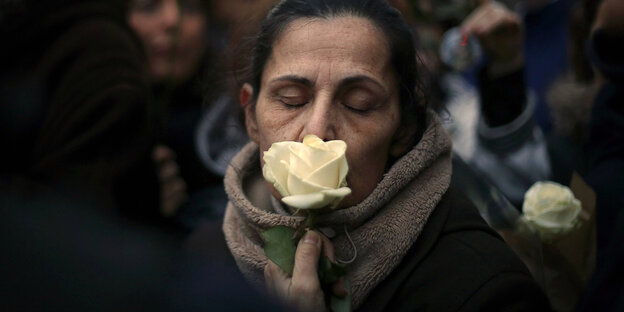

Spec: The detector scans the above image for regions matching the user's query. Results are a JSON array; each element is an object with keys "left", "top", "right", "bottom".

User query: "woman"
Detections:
[
  {"left": 129, "top": 0, "right": 248, "bottom": 228},
  {"left": 221, "top": 0, "right": 550, "bottom": 310}
]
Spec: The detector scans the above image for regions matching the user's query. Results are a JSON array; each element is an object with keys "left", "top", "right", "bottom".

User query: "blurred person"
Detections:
[
  {"left": 0, "top": 0, "right": 160, "bottom": 220},
  {"left": 493, "top": 0, "right": 579, "bottom": 133},
  {"left": 399, "top": 0, "right": 552, "bottom": 207},
  {"left": 576, "top": 0, "right": 624, "bottom": 310},
  {"left": 0, "top": 1, "right": 279, "bottom": 310},
  {"left": 129, "top": 0, "right": 208, "bottom": 84},
  {"left": 1, "top": 0, "right": 166, "bottom": 309},
  {"left": 458, "top": 1, "right": 552, "bottom": 207},
  {"left": 210, "top": 0, "right": 279, "bottom": 97},
  {"left": 128, "top": 0, "right": 247, "bottom": 230}
]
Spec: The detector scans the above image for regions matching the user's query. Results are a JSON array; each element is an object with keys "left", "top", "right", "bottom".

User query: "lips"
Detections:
[{"left": 150, "top": 43, "right": 173, "bottom": 59}]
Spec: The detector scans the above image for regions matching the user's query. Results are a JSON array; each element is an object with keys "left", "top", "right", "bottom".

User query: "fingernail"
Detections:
[{"left": 302, "top": 231, "right": 319, "bottom": 245}]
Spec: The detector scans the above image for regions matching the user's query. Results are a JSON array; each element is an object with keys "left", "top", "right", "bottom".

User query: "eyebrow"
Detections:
[
  {"left": 270, "top": 75, "right": 313, "bottom": 87},
  {"left": 269, "top": 74, "right": 387, "bottom": 93},
  {"left": 337, "top": 75, "right": 387, "bottom": 93}
]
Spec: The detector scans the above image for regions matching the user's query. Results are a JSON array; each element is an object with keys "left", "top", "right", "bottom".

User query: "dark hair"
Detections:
[{"left": 248, "top": 0, "right": 427, "bottom": 145}]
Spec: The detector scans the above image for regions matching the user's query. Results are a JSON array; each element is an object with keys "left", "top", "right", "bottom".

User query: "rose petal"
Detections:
[
  {"left": 282, "top": 193, "right": 329, "bottom": 210},
  {"left": 294, "top": 140, "right": 346, "bottom": 185},
  {"left": 287, "top": 168, "right": 327, "bottom": 195},
  {"left": 263, "top": 135, "right": 351, "bottom": 210},
  {"left": 291, "top": 140, "right": 337, "bottom": 174},
  {"left": 263, "top": 142, "right": 298, "bottom": 197},
  {"left": 263, "top": 164, "right": 291, "bottom": 197},
  {"left": 306, "top": 156, "right": 342, "bottom": 188},
  {"left": 526, "top": 201, "right": 581, "bottom": 227},
  {"left": 325, "top": 140, "right": 347, "bottom": 153},
  {"left": 303, "top": 134, "right": 329, "bottom": 150},
  {"left": 325, "top": 141, "right": 348, "bottom": 186},
  {"left": 288, "top": 145, "right": 315, "bottom": 178},
  {"left": 323, "top": 187, "right": 351, "bottom": 196},
  {"left": 281, "top": 187, "right": 351, "bottom": 210}
]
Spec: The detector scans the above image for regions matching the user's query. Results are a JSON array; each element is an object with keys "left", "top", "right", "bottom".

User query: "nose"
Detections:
[
  {"left": 160, "top": 0, "right": 180, "bottom": 31},
  {"left": 300, "top": 96, "right": 336, "bottom": 142}
]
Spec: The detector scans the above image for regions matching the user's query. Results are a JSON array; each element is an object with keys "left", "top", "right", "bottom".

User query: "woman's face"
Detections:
[
  {"left": 129, "top": 0, "right": 207, "bottom": 83},
  {"left": 243, "top": 17, "right": 404, "bottom": 208}
]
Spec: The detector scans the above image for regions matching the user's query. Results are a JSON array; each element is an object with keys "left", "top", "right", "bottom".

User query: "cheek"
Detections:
[
  {"left": 255, "top": 101, "right": 303, "bottom": 146},
  {"left": 129, "top": 15, "right": 155, "bottom": 44},
  {"left": 342, "top": 109, "right": 400, "bottom": 205},
  {"left": 344, "top": 136, "right": 392, "bottom": 202},
  {"left": 179, "top": 17, "right": 206, "bottom": 47}
]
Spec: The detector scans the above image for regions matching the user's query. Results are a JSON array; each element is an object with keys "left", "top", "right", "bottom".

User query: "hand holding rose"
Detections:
[
  {"left": 261, "top": 135, "right": 352, "bottom": 311},
  {"left": 265, "top": 231, "right": 347, "bottom": 312}
]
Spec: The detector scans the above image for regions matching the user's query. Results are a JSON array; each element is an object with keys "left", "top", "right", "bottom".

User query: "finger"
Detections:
[
  {"left": 291, "top": 231, "right": 322, "bottom": 294},
  {"left": 493, "top": 14, "right": 523, "bottom": 36},
  {"left": 161, "top": 197, "right": 185, "bottom": 217},
  {"left": 332, "top": 277, "right": 348, "bottom": 299},
  {"left": 462, "top": 5, "right": 491, "bottom": 35},
  {"left": 264, "top": 261, "right": 291, "bottom": 299},
  {"left": 475, "top": 11, "right": 507, "bottom": 37},
  {"left": 158, "top": 161, "right": 180, "bottom": 182},
  {"left": 319, "top": 233, "right": 335, "bottom": 262},
  {"left": 162, "top": 178, "right": 187, "bottom": 203},
  {"left": 472, "top": 5, "right": 512, "bottom": 37},
  {"left": 153, "top": 144, "right": 176, "bottom": 164},
  {"left": 160, "top": 179, "right": 187, "bottom": 216}
]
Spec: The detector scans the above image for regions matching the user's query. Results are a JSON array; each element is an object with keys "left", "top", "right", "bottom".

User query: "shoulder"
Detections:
[{"left": 363, "top": 187, "right": 550, "bottom": 312}]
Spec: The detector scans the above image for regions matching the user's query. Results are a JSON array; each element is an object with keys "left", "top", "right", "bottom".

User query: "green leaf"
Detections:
[
  {"left": 318, "top": 256, "right": 346, "bottom": 284},
  {"left": 261, "top": 226, "right": 296, "bottom": 275},
  {"left": 330, "top": 279, "right": 351, "bottom": 312},
  {"left": 318, "top": 256, "right": 349, "bottom": 312}
]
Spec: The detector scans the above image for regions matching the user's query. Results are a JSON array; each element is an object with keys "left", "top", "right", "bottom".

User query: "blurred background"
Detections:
[{"left": 1, "top": 0, "right": 622, "bottom": 310}]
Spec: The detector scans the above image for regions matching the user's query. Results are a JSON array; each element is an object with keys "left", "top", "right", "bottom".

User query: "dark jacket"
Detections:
[
  {"left": 576, "top": 29, "right": 624, "bottom": 312},
  {"left": 189, "top": 186, "right": 550, "bottom": 311},
  {"left": 0, "top": 1, "right": 160, "bottom": 219},
  {"left": 359, "top": 186, "right": 550, "bottom": 312}
]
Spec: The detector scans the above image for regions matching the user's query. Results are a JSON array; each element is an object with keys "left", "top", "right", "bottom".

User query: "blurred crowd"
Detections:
[{"left": 1, "top": 0, "right": 622, "bottom": 311}]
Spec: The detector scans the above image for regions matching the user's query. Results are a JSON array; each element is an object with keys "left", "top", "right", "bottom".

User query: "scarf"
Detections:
[{"left": 223, "top": 111, "right": 452, "bottom": 309}]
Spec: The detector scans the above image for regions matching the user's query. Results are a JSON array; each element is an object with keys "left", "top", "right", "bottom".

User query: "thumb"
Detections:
[{"left": 291, "top": 231, "right": 322, "bottom": 289}]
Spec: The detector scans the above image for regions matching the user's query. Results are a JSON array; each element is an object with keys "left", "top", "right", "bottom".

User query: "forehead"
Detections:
[{"left": 264, "top": 16, "right": 392, "bottom": 82}]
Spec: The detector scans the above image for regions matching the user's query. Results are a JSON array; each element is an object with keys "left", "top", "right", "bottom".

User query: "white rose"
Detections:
[
  {"left": 262, "top": 135, "right": 352, "bottom": 210},
  {"left": 522, "top": 181, "right": 582, "bottom": 240}
]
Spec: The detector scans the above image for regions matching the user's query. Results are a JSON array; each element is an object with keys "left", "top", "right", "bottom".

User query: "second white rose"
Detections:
[
  {"left": 262, "top": 134, "right": 352, "bottom": 210},
  {"left": 522, "top": 181, "right": 582, "bottom": 241}
]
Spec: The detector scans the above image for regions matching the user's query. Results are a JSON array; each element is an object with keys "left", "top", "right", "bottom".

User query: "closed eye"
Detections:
[
  {"left": 279, "top": 97, "right": 308, "bottom": 107},
  {"left": 342, "top": 89, "right": 376, "bottom": 113},
  {"left": 344, "top": 103, "right": 369, "bottom": 113}
]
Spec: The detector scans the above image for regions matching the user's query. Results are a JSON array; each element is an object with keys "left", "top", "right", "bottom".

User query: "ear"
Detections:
[{"left": 240, "top": 83, "right": 260, "bottom": 144}]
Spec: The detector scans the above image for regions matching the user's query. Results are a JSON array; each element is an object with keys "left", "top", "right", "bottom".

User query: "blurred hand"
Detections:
[
  {"left": 152, "top": 144, "right": 188, "bottom": 217},
  {"left": 264, "top": 231, "right": 347, "bottom": 312},
  {"left": 462, "top": 1, "right": 524, "bottom": 77},
  {"left": 593, "top": 0, "right": 624, "bottom": 35}
]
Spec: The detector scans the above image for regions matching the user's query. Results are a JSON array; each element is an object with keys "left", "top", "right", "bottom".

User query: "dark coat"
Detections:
[
  {"left": 0, "top": 1, "right": 160, "bottom": 218},
  {"left": 189, "top": 186, "right": 550, "bottom": 311},
  {"left": 359, "top": 186, "right": 551, "bottom": 311},
  {"left": 576, "top": 29, "right": 624, "bottom": 312}
]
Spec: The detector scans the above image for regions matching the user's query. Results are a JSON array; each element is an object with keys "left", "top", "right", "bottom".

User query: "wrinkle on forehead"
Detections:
[{"left": 263, "top": 16, "right": 394, "bottom": 88}]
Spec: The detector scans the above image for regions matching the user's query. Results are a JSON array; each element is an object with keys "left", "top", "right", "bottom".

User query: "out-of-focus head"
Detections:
[
  {"left": 212, "top": 0, "right": 278, "bottom": 27},
  {"left": 587, "top": 0, "right": 624, "bottom": 85},
  {"left": 128, "top": 0, "right": 208, "bottom": 83},
  {"left": 592, "top": 0, "right": 624, "bottom": 34},
  {"left": 241, "top": 0, "right": 425, "bottom": 208}
]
